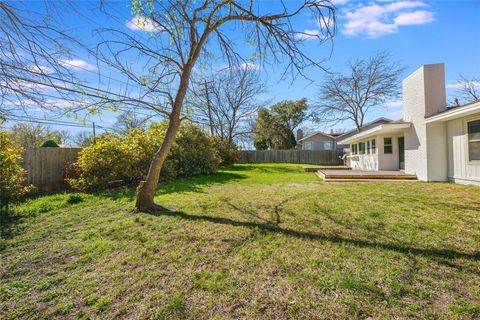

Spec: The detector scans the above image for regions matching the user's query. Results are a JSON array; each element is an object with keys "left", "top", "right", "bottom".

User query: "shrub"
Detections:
[
  {"left": 212, "top": 137, "right": 240, "bottom": 166},
  {"left": 0, "top": 132, "right": 29, "bottom": 214},
  {"left": 41, "top": 140, "right": 59, "bottom": 147},
  {"left": 66, "top": 194, "right": 83, "bottom": 205},
  {"left": 69, "top": 122, "right": 219, "bottom": 190}
]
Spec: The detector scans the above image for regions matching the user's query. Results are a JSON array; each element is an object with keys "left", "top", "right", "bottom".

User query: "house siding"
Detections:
[
  {"left": 301, "top": 134, "right": 336, "bottom": 151},
  {"left": 446, "top": 116, "right": 480, "bottom": 186}
]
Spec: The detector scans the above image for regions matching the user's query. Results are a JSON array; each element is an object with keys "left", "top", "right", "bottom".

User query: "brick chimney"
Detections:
[
  {"left": 403, "top": 63, "right": 447, "bottom": 120},
  {"left": 403, "top": 63, "right": 448, "bottom": 181}
]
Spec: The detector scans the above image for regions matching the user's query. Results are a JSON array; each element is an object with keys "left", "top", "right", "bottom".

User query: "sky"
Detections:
[{"left": 3, "top": 0, "right": 480, "bottom": 140}]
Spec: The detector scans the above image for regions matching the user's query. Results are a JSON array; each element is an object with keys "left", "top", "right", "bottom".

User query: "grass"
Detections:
[{"left": 1, "top": 163, "right": 479, "bottom": 319}]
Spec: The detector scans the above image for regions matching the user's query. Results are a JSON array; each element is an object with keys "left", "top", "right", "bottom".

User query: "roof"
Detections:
[
  {"left": 426, "top": 99, "right": 480, "bottom": 123},
  {"left": 334, "top": 117, "right": 393, "bottom": 142},
  {"left": 299, "top": 117, "right": 395, "bottom": 144},
  {"left": 338, "top": 121, "right": 411, "bottom": 145},
  {"left": 297, "top": 131, "right": 336, "bottom": 142}
]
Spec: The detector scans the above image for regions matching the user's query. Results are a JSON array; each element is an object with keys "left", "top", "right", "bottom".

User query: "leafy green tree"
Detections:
[
  {"left": 41, "top": 140, "right": 59, "bottom": 147},
  {"left": 254, "top": 99, "right": 308, "bottom": 150}
]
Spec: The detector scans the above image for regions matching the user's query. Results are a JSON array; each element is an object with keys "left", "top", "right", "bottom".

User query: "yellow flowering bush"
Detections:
[
  {"left": 69, "top": 122, "right": 220, "bottom": 190},
  {"left": 0, "top": 132, "right": 29, "bottom": 213}
]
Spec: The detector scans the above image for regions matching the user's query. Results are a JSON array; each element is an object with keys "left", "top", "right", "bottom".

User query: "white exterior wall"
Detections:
[
  {"left": 377, "top": 134, "right": 402, "bottom": 171},
  {"left": 403, "top": 63, "right": 448, "bottom": 181},
  {"left": 446, "top": 116, "right": 480, "bottom": 186},
  {"left": 349, "top": 135, "right": 379, "bottom": 170},
  {"left": 349, "top": 134, "right": 405, "bottom": 171}
]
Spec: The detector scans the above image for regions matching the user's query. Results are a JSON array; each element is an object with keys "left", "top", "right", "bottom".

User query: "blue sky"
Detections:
[{"left": 5, "top": 0, "right": 480, "bottom": 138}]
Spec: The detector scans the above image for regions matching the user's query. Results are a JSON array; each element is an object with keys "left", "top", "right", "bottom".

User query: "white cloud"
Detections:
[
  {"left": 126, "top": 16, "right": 161, "bottom": 32},
  {"left": 230, "top": 63, "right": 261, "bottom": 71},
  {"left": 394, "top": 10, "right": 434, "bottom": 26},
  {"left": 446, "top": 81, "right": 480, "bottom": 89},
  {"left": 27, "top": 65, "right": 53, "bottom": 74},
  {"left": 388, "top": 109, "right": 404, "bottom": 118},
  {"left": 385, "top": 100, "right": 403, "bottom": 108},
  {"left": 295, "top": 29, "right": 321, "bottom": 41},
  {"left": 341, "top": 1, "right": 435, "bottom": 38},
  {"left": 59, "top": 59, "right": 96, "bottom": 71},
  {"left": 332, "top": 0, "right": 349, "bottom": 5}
]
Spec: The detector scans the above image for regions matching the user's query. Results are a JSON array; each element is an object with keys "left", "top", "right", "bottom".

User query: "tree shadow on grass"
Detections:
[
  {"left": 96, "top": 170, "right": 249, "bottom": 202},
  {"left": 156, "top": 171, "right": 248, "bottom": 195},
  {"left": 0, "top": 211, "right": 23, "bottom": 250},
  {"left": 148, "top": 210, "right": 480, "bottom": 264}
]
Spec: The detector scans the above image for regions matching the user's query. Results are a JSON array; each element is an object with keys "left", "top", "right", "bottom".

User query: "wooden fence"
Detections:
[
  {"left": 238, "top": 150, "right": 344, "bottom": 165},
  {"left": 22, "top": 147, "right": 81, "bottom": 192}
]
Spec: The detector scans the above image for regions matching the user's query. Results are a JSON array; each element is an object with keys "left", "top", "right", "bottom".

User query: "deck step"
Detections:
[
  {"left": 316, "top": 170, "right": 417, "bottom": 181},
  {"left": 303, "top": 166, "right": 351, "bottom": 172},
  {"left": 323, "top": 178, "right": 418, "bottom": 182}
]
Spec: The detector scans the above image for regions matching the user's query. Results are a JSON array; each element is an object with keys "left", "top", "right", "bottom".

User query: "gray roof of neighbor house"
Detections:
[
  {"left": 297, "top": 131, "right": 337, "bottom": 143},
  {"left": 298, "top": 117, "right": 394, "bottom": 145},
  {"left": 334, "top": 117, "right": 393, "bottom": 143}
]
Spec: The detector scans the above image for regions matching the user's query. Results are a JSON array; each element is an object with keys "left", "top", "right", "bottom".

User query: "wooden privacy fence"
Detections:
[
  {"left": 22, "top": 147, "right": 81, "bottom": 192},
  {"left": 238, "top": 150, "right": 344, "bottom": 165}
]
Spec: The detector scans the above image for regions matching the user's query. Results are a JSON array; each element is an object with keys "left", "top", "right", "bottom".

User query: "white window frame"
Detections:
[
  {"left": 384, "top": 137, "right": 393, "bottom": 154},
  {"left": 465, "top": 116, "right": 480, "bottom": 164}
]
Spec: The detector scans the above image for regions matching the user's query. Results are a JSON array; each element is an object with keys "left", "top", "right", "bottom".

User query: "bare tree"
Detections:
[
  {"left": 314, "top": 52, "right": 405, "bottom": 132},
  {"left": 10, "top": 123, "right": 67, "bottom": 148},
  {"left": 1, "top": 1, "right": 336, "bottom": 212},
  {"left": 0, "top": 2, "right": 80, "bottom": 117},
  {"left": 456, "top": 75, "right": 480, "bottom": 103},
  {"left": 91, "top": 0, "right": 336, "bottom": 212},
  {"left": 115, "top": 111, "right": 150, "bottom": 134},
  {"left": 191, "top": 66, "right": 269, "bottom": 144},
  {"left": 73, "top": 131, "right": 94, "bottom": 148}
]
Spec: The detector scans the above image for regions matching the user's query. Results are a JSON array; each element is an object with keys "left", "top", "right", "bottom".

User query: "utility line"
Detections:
[{"left": 6, "top": 115, "right": 114, "bottom": 131}]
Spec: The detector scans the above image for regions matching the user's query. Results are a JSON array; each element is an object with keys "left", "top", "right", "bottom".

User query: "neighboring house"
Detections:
[
  {"left": 297, "top": 131, "right": 339, "bottom": 150},
  {"left": 338, "top": 63, "right": 480, "bottom": 186},
  {"left": 297, "top": 118, "right": 392, "bottom": 151}
]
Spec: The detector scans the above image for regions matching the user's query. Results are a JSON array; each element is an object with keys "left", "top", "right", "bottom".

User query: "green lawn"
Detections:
[{"left": 1, "top": 163, "right": 480, "bottom": 319}]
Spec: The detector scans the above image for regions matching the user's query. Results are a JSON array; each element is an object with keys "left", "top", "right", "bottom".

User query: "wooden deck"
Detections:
[
  {"left": 303, "top": 166, "right": 351, "bottom": 172},
  {"left": 317, "top": 169, "right": 417, "bottom": 182}
]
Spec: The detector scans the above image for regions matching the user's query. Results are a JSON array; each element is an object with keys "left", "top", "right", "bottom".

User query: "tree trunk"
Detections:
[
  {"left": 134, "top": 113, "right": 181, "bottom": 212},
  {"left": 134, "top": 64, "right": 193, "bottom": 213}
]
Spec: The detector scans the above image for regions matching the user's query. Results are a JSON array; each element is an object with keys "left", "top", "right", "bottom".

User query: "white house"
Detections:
[{"left": 338, "top": 63, "right": 480, "bottom": 186}]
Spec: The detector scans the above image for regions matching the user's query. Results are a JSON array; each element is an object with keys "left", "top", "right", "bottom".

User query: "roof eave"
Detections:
[
  {"left": 338, "top": 123, "right": 411, "bottom": 144},
  {"left": 426, "top": 100, "right": 480, "bottom": 123}
]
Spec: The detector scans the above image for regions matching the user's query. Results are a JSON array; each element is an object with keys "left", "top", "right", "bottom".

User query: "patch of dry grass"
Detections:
[{"left": 1, "top": 164, "right": 479, "bottom": 319}]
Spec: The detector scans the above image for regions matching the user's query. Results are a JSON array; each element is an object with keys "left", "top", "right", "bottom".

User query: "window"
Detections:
[
  {"left": 359, "top": 142, "right": 365, "bottom": 154},
  {"left": 366, "top": 140, "right": 371, "bottom": 154},
  {"left": 304, "top": 142, "right": 313, "bottom": 150},
  {"left": 371, "top": 139, "right": 376, "bottom": 154},
  {"left": 384, "top": 137, "right": 393, "bottom": 154},
  {"left": 323, "top": 141, "right": 333, "bottom": 150},
  {"left": 468, "top": 120, "right": 480, "bottom": 161}
]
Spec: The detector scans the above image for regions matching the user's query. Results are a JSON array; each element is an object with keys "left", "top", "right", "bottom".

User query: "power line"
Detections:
[{"left": 6, "top": 115, "right": 114, "bottom": 131}]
